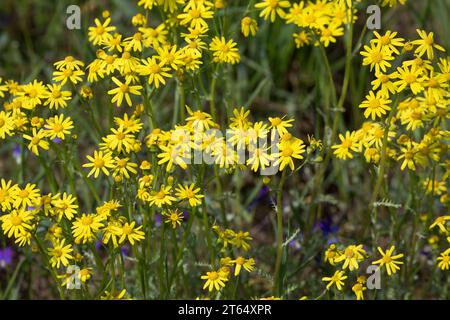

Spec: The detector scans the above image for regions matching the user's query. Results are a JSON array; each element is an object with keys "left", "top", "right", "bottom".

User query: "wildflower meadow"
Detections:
[{"left": 0, "top": 0, "right": 449, "bottom": 302}]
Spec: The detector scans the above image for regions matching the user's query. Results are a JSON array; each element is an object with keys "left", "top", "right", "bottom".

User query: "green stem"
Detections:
[{"left": 273, "top": 169, "right": 287, "bottom": 295}]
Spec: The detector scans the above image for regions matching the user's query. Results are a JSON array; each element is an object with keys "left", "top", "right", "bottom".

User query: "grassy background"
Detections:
[{"left": 0, "top": 0, "right": 448, "bottom": 299}]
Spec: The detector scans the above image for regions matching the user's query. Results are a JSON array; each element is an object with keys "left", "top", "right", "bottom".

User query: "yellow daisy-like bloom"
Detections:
[
  {"left": 319, "top": 22, "right": 344, "bottom": 47},
  {"left": 48, "top": 239, "right": 73, "bottom": 269},
  {"left": 72, "top": 213, "right": 104, "bottom": 244},
  {"left": 255, "top": 0, "right": 290, "bottom": 22},
  {"left": 88, "top": 17, "right": 116, "bottom": 45},
  {"left": 140, "top": 23, "right": 168, "bottom": 48},
  {"left": 0, "top": 111, "right": 15, "bottom": 139},
  {"left": 411, "top": 29, "right": 446, "bottom": 60},
  {"left": 231, "top": 230, "right": 252, "bottom": 251},
  {"left": 43, "top": 84, "right": 72, "bottom": 109},
  {"left": 268, "top": 116, "right": 294, "bottom": 137},
  {"left": 394, "top": 64, "right": 425, "bottom": 95},
  {"left": 0, "top": 179, "right": 18, "bottom": 211},
  {"left": 137, "top": 57, "right": 172, "bottom": 88},
  {"left": 12, "top": 183, "right": 40, "bottom": 209},
  {"left": 359, "top": 90, "right": 392, "bottom": 120},
  {"left": 44, "top": 114, "right": 74, "bottom": 140},
  {"left": 108, "top": 77, "right": 142, "bottom": 107},
  {"left": 175, "top": 183, "right": 204, "bottom": 207},
  {"left": 177, "top": 2, "right": 214, "bottom": 29},
  {"left": 201, "top": 270, "right": 229, "bottom": 292},
  {"left": 324, "top": 244, "right": 341, "bottom": 266},
  {"left": 437, "top": 250, "right": 450, "bottom": 270},
  {"left": 52, "top": 67, "right": 84, "bottom": 85},
  {"left": 113, "top": 157, "right": 138, "bottom": 179},
  {"left": 54, "top": 56, "right": 85, "bottom": 71},
  {"left": 185, "top": 106, "right": 217, "bottom": 131},
  {"left": 156, "top": 44, "right": 185, "bottom": 70},
  {"left": 241, "top": 17, "right": 258, "bottom": 37},
  {"left": 360, "top": 42, "right": 394, "bottom": 74},
  {"left": 429, "top": 216, "right": 450, "bottom": 233},
  {"left": 209, "top": 37, "right": 240, "bottom": 64},
  {"left": 371, "top": 31, "right": 405, "bottom": 55},
  {"left": 322, "top": 270, "right": 347, "bottom": 290},
  {"left": 334, "top": 244, "right": 367, "bottom": 271},
  {"left": 247, "top": 145, "right": 274, "bottom": 172},
  {"left": 157, "top": 143, "right": 191, "bottom": 171},
  {"left": 83, "top": 150, "right": 115, "bottom": 178},
  {"left": 274, "top": 139, "right": 306, "bottom": 171},
  {"left": 148, "top": 185, "right": 177, "bottom": 207},
  {"left": 164, "top": 209, "right": 184, "bottom": 229},
  {"left": 103, "top": 127, "right": 135, "bottom": 154},
  {"left": 372, "top": 246, "right": 404, "bottom": 276},
  {"left": 332, "top": 130, "right": 361, "bottom": 160},
  {"left": 0, "top": 209, "right": 34, "bottom": 238},
  {"left": 118, "top": 221, "right": 145, "bottom": 245},
  {"left": 397, "top": 142, "right": 417, "bottom": 171},
  {"left": 51, "top": 192, "right": 78, "bottom": 221},
  {"left": 231, "top": 256, "right": 255, "bottom": 276},
  {"left": 352, "top": 282, "right": 366, "bottom": 300},
  {"left": 78, "top": 268, "right": 93, "bottom": 282}
]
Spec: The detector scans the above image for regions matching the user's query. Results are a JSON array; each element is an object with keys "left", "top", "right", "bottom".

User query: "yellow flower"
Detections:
[
  {"left": 51, "top": 192, "right": 78, "bottom": 221},
  {"left": 83, "top": 150, "right": 114, "bottom": 178},
  {"left": 52, "top": 67, "right": 84, "bottom": 85},
  {"left": 137, "top": 57, "right": 172, "bottom": 88},
  {"left": 231, "top": 257, "right": 255, "bottom": 276},
  {"left": 255, "top": 0, "right": 290, "bottom": 22},
  {"left": 113, "top": 157, "right": 138, "bottom": 179},
  {"left": 319, "top": 22, "right": 344, "bottom": 47},
  {"left": 268, "top": 116, "right": 293, "bottom": 137},
  {"left": 108, "top": 77, "right": 142, "bottom": 107},
  {"left": 72, "top": 213, "right": 104, "bottom": 244},
  {"left": 148, "top": 185, "right": 176, "bottom": 207},
  {"left": 44, "top": 114, "right": 74, "bottom": 140},
  {"left": 54, "top": 56, "right": 85, "bottom": 71},
  {"left": 231, "top": 230, "right": 252, "bottom": 251},
  {"left": 88, "top": 17, "right": 116, "bottom": 45},
  {"left": 177, "top": 2, "right": 214, "bottom": 29},
  {"left": 43, "top": 84, "right": 72, "bottom": 109},
  {"left": 241, "top": 17, "right": 258, "bottom": 37},
  {"left": 360, "top": 43, "right": 394, "bottom": 74},
  {"left": 209, "top": 36, "right": 240, "bottom": 64},
  {"left": 372, "top": 246, "right": 404, "bottom": 276},
  {"left": 332, "top": 131, "right": 361, "bottom": 160},
  {"left": 274, "top": 139, "right": 306, "bottom": 171},
  {"left": 411, "top": 29, "right": 446, "bottom": 60},
  {"left": 164, "top": 209, "right": 184, "bottom": 229},
  {"left": 23, "top": 128, "right": 50, "bottom": 156},
  {"left": 352, "top": 282, "right": 366, "bottom": 300},
  {"left": 371, "top": 31, "right": 404, "bottom": 55},
  {"left": 429, "top": 216, "right": 450, "bottom": 233},
  {"left": 359, "top": 90, "right": 392, "bottom": 120},
  {"left": 322, "top": 270, "right": 347, "bottom": 290},
  {"left": 78, "top": 268, "right": 93, "bottom": 282},
  {"left": 11, "top": 183, "right": 40, "bottom": 209},
  {"left": 437, "top": 250, "right": 450, "bottom": 270},
  {"left": 1, "top": 209, "right": 34, "bottom": 239},
  {"left": 175, "top": 183, "right": 204, "bottom": 207},
  {"left": 0, "top": 111, "right": 15, "bottom": 139},
  {"left": 394, "top": 64, "right": 425, "bottom": 95},
  {"left": 201, "top": 270, "right": 228, "bottom": 292},
  {"left": 118, "top": 221, "right": 145, "bottom": 245},
  {"left": 334, "top": 244, "right": 367, "bottom": 271},
  {"left": 0, "top": 179, "right": 18, "bottom": 211},
  {"left": 48, "top": 239, "right": 73, "bottom": 268}
]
